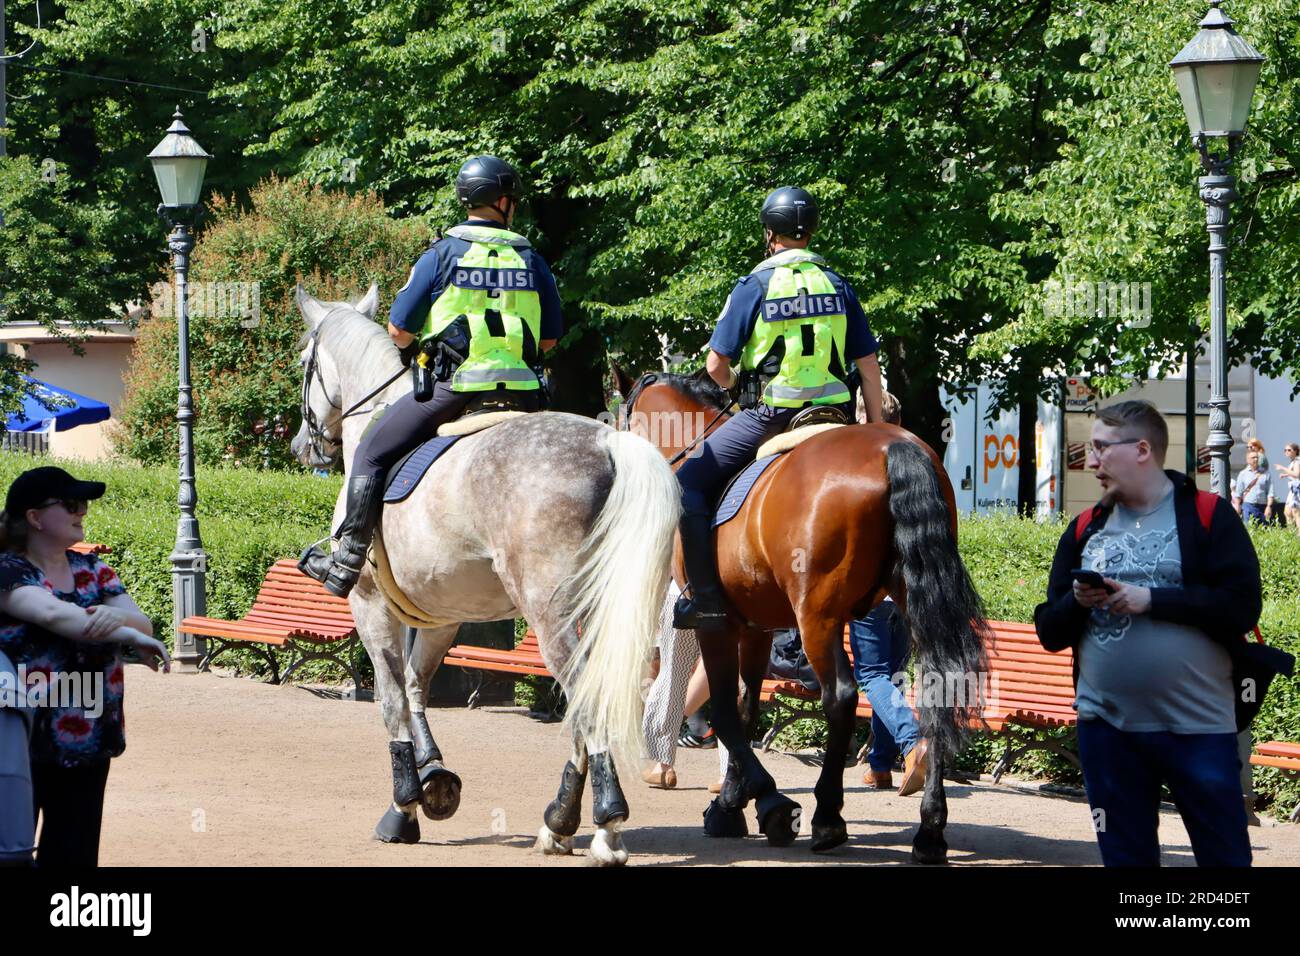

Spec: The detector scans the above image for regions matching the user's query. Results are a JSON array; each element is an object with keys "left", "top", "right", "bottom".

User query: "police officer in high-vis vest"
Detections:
[
  {"left": 673, "top": 186, "right": 884, "bottom": 631},
  {"left": 299, "top": 155, "right": 563, "bottom": 597}
]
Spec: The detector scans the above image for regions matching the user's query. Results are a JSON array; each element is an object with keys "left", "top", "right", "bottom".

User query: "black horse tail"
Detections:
[{"left": 885, "top": 440, "right": 988, "bottom": 757}]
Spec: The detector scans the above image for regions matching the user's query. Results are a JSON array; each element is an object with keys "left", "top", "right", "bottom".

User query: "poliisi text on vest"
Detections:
[{"left": 762, "top": 292, "right": 845, "bottom": 321}]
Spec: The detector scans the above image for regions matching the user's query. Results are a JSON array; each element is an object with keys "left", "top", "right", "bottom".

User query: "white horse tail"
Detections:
[{"left": 557, "top": 428, "right": 681, "bottom": 766}]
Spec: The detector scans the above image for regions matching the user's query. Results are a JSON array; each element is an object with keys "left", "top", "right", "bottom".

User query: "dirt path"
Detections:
[{"left": 98, "top": 668, "right": 1300, "bottom": 866}]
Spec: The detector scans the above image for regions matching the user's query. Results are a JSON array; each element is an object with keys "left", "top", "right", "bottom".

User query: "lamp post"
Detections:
[
  {"left": 148, "top": 107, "right": 214, "bottom": 670},
  {"left": 1170, "top": 1, "right": 1264, "bottom": 502}
]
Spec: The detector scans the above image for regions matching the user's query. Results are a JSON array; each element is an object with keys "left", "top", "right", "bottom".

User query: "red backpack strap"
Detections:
[
  {"left": 1253, "top": 625, "right": 1264, "bottom": 644},
  {"left": 1074, "top": 507, "right": 1097, "bottom": 542},
  {"left": 1194, "top": 489, "right": 1217, "bottom": 532}
]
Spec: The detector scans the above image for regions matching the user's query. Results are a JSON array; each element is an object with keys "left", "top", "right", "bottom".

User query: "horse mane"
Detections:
[
  {"left": 306, "top": 302, "right": 401, "bottom": 375},
  {"left": 642, "top": 371, "right": 729, "bottom": 412}
]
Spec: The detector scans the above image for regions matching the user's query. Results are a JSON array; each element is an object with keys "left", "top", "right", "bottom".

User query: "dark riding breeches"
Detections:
[
  {"left": 353, "top": 383, "right": 474, "bottom": 485},
  {"left": 674, "top": 404, "right": 798, "bottom": 518}
]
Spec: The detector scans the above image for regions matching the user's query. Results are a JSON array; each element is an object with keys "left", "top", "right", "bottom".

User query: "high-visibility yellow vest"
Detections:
[
  {"left": 420, "top": 224, "right": 542, "bottom": 392},
  {"left": 739, "top": 249, "right": 850, "bottom": 408}
]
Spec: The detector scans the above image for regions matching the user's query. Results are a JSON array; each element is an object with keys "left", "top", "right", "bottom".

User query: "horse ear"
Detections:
[
  {"left": 355, "top": 283, "right": 380, "bottom": 321},
  {"left": 295, "top": 283, "right": 328, "bottom": 328},
  {"left": 610, "top": 360, "right": 636, "bottom": 399}
]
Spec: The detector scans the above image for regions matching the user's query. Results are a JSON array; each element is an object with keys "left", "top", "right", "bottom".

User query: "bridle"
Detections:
[
  {"left": 300, "top": 310, "right": 407, "bottom": 465},
  {"left": 619, "top": 371, "right": 735, "bottom": 467}
]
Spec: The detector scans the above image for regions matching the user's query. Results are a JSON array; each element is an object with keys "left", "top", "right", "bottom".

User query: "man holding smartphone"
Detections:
[{"left": 1034, "top": 400, "right": 1261, "bottom": 867}]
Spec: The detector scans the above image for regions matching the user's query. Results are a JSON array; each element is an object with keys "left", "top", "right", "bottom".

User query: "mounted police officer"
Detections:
[
  {"left": 673, "top": 186, "right": 885, "bottom": 631},
  {"left": 299, "top": 155, "right": 563, "bottom": 597}
]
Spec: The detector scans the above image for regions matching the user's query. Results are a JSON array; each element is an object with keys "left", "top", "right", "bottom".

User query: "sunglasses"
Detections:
[{"left": 37, "top": 499, "right": 89, "bottom": 515}]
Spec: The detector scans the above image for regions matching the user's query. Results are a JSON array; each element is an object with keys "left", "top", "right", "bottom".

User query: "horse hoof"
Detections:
[
  {"left": 374, "top": 805, "right": 421, "bottom": 844},
  {"left": 703, "top": 797, "right": 749, "bottom": 838},
  {"left": 535, "top": 825, "right": 575, "bottom": 856},
  {"left": 810, "top": 820, "right": 848, "bottom": 853},
  {"left": 755, "top": 792, "right": 801, "bottom": 847},
  {"left": 911, "top": 834, "right": 949, "bottom": 865},
  {"left": 587, "top": 824, "right": 629, "bottom": 866},
  {"left": 418, "top": 762, "right": 462, "bottom": 821}
]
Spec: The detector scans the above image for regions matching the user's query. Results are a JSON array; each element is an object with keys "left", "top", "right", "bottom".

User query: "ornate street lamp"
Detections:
[
  {"left": 148, "top": 107, "right": 213, "bottom": 670},
  {"left": 1169, "top": 1, "right": 1265, "bottom": 501}
]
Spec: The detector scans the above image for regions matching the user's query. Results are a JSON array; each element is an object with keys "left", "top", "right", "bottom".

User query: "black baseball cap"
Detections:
[{"left": 5, "top": 467, "right": 106, "bottom": 517}]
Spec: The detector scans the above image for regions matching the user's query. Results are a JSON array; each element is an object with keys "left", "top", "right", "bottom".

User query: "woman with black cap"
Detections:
[{"left": 0, "top": 466, "right": 169, "bottom": 867}]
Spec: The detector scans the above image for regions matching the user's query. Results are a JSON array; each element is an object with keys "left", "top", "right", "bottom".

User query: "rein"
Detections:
[
  {"left": 619, "top": 371, "right": 735, "bottom": 466},
  {"left": 301, "top": 310, "right": 406, "bottom": 463}
]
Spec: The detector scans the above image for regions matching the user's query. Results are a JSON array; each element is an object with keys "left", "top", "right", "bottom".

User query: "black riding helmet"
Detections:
[
  {"left": 455, "top": 155, "right": 523, "bottom": 208},
  {"left": 760, "top": 186, "right": 819, "bottom": 240}
]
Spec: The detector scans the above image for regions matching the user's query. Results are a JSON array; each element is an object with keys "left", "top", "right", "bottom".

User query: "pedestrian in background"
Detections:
[{"left": 1233, "top": 447, "right": 1276, "bottom": 527}]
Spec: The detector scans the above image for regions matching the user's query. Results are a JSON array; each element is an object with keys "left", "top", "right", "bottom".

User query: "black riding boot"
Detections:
[
  {"left": 298, "top": 474, "right": 383, "bottom": 597},
  {"left": 672, "top": 513, "right": 729, "bottom": 631}
]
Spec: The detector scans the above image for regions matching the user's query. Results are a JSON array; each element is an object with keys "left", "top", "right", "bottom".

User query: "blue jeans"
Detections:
[
  {"left": 848, "top": 602, "right": 920, "bottom": 772},
  {"left": 675, "top": 404, "right": 796, "bottom": 517},
  {"left": 1076, "top": 715, "right": 1251, "bottom": 867},
  {"left": 1242, "top": 501, "right": 1269, "bottom": 527}
]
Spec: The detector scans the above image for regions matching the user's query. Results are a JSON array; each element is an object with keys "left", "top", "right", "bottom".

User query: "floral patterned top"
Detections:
[{"left": 0, "top": 550, "right": 128, "bottom": 767}]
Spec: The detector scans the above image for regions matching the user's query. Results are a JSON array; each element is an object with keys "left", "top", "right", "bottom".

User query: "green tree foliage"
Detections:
[
  {"left": 0, "top": 153, "right": 120, "bottom": 417},
  {"left": 113, "top": 176, "right": 431, "bottom": 465},
  {"left": 7, "top": 0, "right": 1300, "bottom": 459},
  {"left": 974, "top": 0, "right": 1300, "bottom": 397}
]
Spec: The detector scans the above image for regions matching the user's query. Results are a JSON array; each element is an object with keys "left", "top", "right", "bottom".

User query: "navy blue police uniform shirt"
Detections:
[
  {"left": 389, "top": 219, "right": 564, "bottom": 339},
  {"left": 707, "top": 266, "right": 878, "bottom": 362}
]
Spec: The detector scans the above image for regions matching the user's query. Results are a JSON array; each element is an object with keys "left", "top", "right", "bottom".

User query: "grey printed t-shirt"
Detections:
[{"left": 1075, "top": 485, "right": 1236, "bottom": 734}]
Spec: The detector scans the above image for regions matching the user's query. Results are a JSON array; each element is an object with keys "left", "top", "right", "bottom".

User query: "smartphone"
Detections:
[{"left": 1071, "top": 569, "right": 1116, "bottom": 594}]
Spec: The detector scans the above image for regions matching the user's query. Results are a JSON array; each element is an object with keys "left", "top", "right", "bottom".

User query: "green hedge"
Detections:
[{"left": 3, "top": 454, "right": 1296, "bottom": 819}]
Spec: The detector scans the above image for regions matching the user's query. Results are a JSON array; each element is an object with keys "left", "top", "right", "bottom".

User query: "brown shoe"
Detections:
[
  {"left": 641, "top": 764, "right": 678, "bottom": 790},
  {"left": 863, "top": 769, "right": 893, "bottom": 790},
  {"left": 898, "top": 739, "right": 929, "bottom": 797}
]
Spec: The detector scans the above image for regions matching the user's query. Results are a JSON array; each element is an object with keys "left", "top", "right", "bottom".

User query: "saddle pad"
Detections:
[
  {"left": 383, "top": 435, "right": 461, "bottom": 503},
  {"left": 713, "top": 454, "right": 781, "bottom": 528}
]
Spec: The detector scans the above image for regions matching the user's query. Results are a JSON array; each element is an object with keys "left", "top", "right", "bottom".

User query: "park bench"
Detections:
[
  {"left": 1250, "top": 741, "right": 1300, "bottom": 822},
  {"left": 441, "top": 626, "right": 558, "bottom": 711},
  {"left": 178, "top": 559, "right": 363, "bottom": 690},
  {"left": 758, "top": 619, "right": 1079, "bottom": 783},
  {"left": 71, "top": 541, "right": 111, "bottom": 555}
]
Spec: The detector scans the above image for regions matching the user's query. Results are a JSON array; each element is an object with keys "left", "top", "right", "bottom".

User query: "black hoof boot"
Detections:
[
  {"left": 411, "top": 710, "right": 441, "bottom": 769},
  {"left": 544, "top": 760, "right": 588, "bottom": 838},
  {"left": 374, "top": 805, "right": 421, "bottom": 844},
  {"left": 590, "top": 752, "right": 629, "bottom": 826},
  {"left": 389, "top": 740, "right": 422, "bottom": 809},
  {"left": 755, "top": 790, "right": 801, "bottom": 847},
  {"left": 810, "top": 817, "right": 848, "bottom": 853},
  {"left": 911, "top": 827, "right": 949, "bottom": 865},
  {"left": 703, "top": 797, "right": 749, "bottom": 838},
  {"left": 418, "top": 762, "right": 463, "bottom": 821}
]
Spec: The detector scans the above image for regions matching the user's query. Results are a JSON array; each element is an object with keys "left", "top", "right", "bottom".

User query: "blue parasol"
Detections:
[{"left": 5, "top": 376, "right": 112, "bottom": 432}]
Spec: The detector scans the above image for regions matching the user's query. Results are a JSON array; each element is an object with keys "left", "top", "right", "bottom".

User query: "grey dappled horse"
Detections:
[{"left": 289, "top": 285, "right": 679, "bottom": 865}]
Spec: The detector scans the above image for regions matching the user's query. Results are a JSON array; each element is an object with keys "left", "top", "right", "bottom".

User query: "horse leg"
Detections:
[
  {"left": 405, "top": 623, "right": 463, "bottom": 821},
  {"left": 701, "top": 625, "right": 800, "bottom": 846},
  {"left": 887, "top": 587, "right": 950, "bottom": 864},
  {"left": 800, "top": 616, "right": 857, "bottom": 853},
  {"left": 350, "top": 579, "right": 422, "bottom": 844},
  {"left": 536, "top": 731, "right": 588, "bottom": 857},
  {"left": 914, "top": 736, "right": 949, "bottom": 864}
]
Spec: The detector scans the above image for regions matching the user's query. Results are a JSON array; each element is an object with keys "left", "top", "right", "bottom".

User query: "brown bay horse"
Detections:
[{"left": 615, "top": 366, "right": 988, "bottom": 862}]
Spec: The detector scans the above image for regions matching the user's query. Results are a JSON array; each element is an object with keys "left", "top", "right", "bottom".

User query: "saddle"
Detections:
[
  {"left": 437, "top": 391, "right": 536, "bottom": 437},
  {"left": 755, "top": 403, "right": 850, "bottom": 459},
  {"left": 718, "top": 404, "right": 853, "bottom": 527}
]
